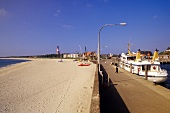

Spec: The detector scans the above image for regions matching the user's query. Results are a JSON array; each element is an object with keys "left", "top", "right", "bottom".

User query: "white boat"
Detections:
[{"left": 119, "top": 48, "right": 168, "bottom": 83}]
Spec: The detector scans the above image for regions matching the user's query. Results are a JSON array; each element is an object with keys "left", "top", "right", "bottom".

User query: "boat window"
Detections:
[
  {"left": 142, "top": 65, "right": 145, "bottom": 71},
  {"left": 158, "top": 66, "right": 160, "bottom": 71},
  {"left": 147, "top": 65, "right": 151, "bottom": 70},
  {"left": 142, "top": 65, "right": 151, "bottom": 71},
  {"left": 127, "top": 57, "right": 136, "bottom": 60}
]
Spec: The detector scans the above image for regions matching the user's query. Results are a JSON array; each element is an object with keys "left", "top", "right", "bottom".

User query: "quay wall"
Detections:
[
  {"left": 90, "top": 62, "right": 100, "bottom": 113},
  {"left": 159, "top": 59, "right": 170, "bottom": 64}
]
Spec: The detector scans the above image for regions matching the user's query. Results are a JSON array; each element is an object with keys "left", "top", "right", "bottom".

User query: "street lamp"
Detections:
[{"left": 98, "top": 22, "right": 127, "bottom": 71}]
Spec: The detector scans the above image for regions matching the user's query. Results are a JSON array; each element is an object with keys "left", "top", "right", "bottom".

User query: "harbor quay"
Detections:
[{"left": 97, "top": 59, "right": 170, "bottom": 113}]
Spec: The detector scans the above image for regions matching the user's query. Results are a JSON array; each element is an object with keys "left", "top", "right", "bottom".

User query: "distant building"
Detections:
[
  {"left": 56, "top": 46, "right": 60, "bottom": 55},
  {"left": 63, "top": 53, "right": 79, "bottom": 59},
  {"left": 62, "top": 51, "right": 96, "bottom": 60},
  {"left": 165, "top": 47, "right": 170, "bottom": 52},
  {"left": 159, "top": 55, "right": 170, "bottom": 59},
  {"left": 101, "top": 54, "right": 110, "bottom": 59},
  {"left": 83, "top": 51, "right": 97, "bottom": 60}
]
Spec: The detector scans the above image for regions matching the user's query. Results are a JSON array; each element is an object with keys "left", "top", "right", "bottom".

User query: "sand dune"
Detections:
[{"left": 0, "top": 59, "right": 96, "bottom": 113}]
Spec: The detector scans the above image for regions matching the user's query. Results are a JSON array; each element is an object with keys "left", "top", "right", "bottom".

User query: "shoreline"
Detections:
[{"left": 0, "top": 58, "right": 75, "bottom": 69}]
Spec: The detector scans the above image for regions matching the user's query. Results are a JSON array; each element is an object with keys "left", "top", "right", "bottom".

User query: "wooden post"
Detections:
[
  {"left": 113, "top": 59, "right": 115, "bottom": 65},
  {"left": 145, "top": 65, "right": 148, "bottom": 80},
  {"left": 108, "top": 74, "right": 110, "bottom": 87},
  {"left": 118, "top": 60, "right": 120, "bottom": 67},
  {"left": 130, "top": 63, "right": 132, "bottom": 73},
  {"left": 100, "top": 71, "right": 103, "bottom": 85},
  {"left": 138, "top": 67, "right": 139, "bottom": 75}
]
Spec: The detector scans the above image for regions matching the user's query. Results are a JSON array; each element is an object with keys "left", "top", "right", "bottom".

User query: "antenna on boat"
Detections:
[{"left": 126, "top": 39, "right": 135, "bottom": 55}]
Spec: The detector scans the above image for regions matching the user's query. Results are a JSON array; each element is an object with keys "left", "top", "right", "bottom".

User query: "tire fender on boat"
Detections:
[
  {"left": 153, "top": 66, "right": 156, "bottom": 70},
  {"left": 138, "top": 68, "right": 141, "bottom": 71}
]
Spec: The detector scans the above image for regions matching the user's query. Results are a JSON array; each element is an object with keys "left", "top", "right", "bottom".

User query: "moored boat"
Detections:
[{"left": 120, "top": 48, "right": 168, "bottom": 83}]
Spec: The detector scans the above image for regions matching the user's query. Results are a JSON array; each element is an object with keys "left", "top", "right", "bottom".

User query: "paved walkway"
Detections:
[{"left": 100, "top": 59, "right": 170, "bottom": 113}]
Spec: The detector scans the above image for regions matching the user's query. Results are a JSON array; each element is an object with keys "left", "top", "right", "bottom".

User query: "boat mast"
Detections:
[{"left": 126, "top": 41, "right": 135, "bottom": 55}]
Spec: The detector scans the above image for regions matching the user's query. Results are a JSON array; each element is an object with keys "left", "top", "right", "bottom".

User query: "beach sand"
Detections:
[{"left": 0, "top": 59, "right": 96, "bottom": 113}]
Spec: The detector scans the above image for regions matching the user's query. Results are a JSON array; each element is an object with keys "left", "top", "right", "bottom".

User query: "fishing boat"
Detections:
[{"left": 120, "top": 47, "right": 168, "bottom": 83}]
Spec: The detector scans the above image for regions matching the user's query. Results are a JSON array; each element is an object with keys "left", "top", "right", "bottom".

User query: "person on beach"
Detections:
[{"left": 116, "top": 66, "right": 118, "bottom": 73}]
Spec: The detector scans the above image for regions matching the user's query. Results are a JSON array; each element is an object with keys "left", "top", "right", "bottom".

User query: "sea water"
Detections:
[
  {"left": 0, "top": 59, "right": 30, "bottom": 68},
  {"left": 161, "top": 64, "right": 170, "bottom": 88}
]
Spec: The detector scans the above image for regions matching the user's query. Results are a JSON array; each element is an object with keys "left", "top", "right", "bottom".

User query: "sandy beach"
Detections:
[{"left": 0, "top": 59, "right": 96, "bottom": 113}]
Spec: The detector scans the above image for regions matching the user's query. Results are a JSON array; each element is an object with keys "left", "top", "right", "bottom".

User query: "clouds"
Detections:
[
  {"left": 53, "top": 10, "right": 74, "bottom": 30},
  {"left": 0, "top": 8, "right": 8, "bottom": 17},
  {"left": 62, "top": 24, "right": 74, "bottom": 30},
  {"left": 152, "top": 15, "right": 158, "bottom": 19},
  {"left": 54, "top": 10, "right": 61, "bottom": 17}
]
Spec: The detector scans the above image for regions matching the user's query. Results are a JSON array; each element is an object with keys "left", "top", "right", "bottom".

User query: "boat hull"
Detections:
[
  {"left": 120, "top": 62, "right": 168, "bottom": 83},
  {"left": 147, "top": 76, "right": 168, "bottom": 83},
  {"left": 139, "top": 70, "right": 168, "bottom": 83}
]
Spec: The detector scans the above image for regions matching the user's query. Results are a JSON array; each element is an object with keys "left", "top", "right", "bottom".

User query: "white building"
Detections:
[
  {"left": 63, "top": 53, "right": 79, "bottom": 59},
  {"left": 165, "top": 47, "right": 170, "bottom": 52}
]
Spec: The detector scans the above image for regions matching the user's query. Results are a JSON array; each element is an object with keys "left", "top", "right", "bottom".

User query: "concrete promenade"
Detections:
[{"left": 100, "top": 59, "right": 170, "bottom": 113}]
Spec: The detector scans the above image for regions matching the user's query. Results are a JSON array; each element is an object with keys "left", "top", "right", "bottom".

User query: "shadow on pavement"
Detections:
[{"left": 99, "top": 65, "right": 130, "bottom": 113}]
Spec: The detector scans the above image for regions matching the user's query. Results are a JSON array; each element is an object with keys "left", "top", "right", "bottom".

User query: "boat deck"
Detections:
[{"left": 99, "top": 59, "right": 170, "bottom": 113}]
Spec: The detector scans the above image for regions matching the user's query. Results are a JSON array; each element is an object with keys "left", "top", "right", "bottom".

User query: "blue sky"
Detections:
[{"left": 0, "top": 0, "right": 170, "bottom": 57}]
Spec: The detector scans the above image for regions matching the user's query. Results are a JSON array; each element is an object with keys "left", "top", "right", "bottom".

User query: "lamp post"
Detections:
[{"left": 98, "top": 22, "right": 127, "bottom": 71}]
